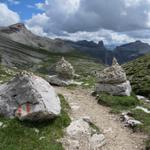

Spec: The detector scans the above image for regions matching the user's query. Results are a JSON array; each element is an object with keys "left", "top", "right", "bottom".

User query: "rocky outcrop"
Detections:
[
  {"left": 48, "top": 57, "right": 77, "bottom": 86},
  {"left": 0, "top": 71, "right": 61, "bottom": 121},
  {"left": 61, "top": 118, "right": 106, "bottom": 150},
  {"left": 95, "top": 58, "right": 132, "bottom": 96}
]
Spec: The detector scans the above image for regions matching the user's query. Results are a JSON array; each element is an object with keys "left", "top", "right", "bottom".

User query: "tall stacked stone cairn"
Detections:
[
  {"left": 0, "top": 71, "right": 61, "bottom": 121},
  {"left": 95, "top": 58, "right": 132, "bottom": 96},
  {"left": 47, "top": 57, "right": 77, "bottom": 86}
]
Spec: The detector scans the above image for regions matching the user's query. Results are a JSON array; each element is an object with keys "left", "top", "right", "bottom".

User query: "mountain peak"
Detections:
[
  {"left": 98, "top": 40, "right": 105, "bottom": 47},
  {"left": 9, "top": 23, "right": 26, "bottom": 30},
  {"left": 0, "top": 23, "right": 27, "bottom": 34},
  {"left": 135, "top": 40, "right": 142, "bottom": 43}
]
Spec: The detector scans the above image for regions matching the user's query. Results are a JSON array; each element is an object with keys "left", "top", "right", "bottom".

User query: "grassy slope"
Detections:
[
  {"left": 123, "top": 53, "right": 150, "bottom": 99},
  {"left": 36, "top": 51, "right": 104, "bottom": 76},
  {"left": 0, "top": 65, "right": 18, "bottom": 83},
  {"left": 0, "top": 94, "right": 71, "bottom": 150}
]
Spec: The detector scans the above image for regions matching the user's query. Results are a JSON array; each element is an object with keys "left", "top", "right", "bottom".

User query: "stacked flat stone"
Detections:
[
  {"left": 47, "top": 57, "right": 76, "bottom": 86},
  {"left": 95, "top": 58, "right": 132, "bottom": 96},
  {"left": 55, "top": 57, "right": 75, "bottom": 79}
]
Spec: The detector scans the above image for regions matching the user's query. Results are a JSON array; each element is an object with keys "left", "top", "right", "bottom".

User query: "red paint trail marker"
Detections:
[
  {"left": 18, "top": 105, "right": 22, "bottom": 115},
  {"left": 26, "top": 103, "right": 30, "bottom": 113}
]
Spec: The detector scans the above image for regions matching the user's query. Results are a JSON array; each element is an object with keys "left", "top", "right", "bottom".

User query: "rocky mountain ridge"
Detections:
[{"left": 0, "top": 23, "right": 150, "bottom": 65}]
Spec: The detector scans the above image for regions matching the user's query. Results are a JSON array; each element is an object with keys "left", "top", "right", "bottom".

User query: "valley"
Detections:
[{"left": 0, "top": 23, "right": 149, "bottom": 150}]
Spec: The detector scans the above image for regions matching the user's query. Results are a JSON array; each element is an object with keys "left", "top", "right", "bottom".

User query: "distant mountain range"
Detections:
[{"left": 0, "top": 23, "right": 150, "bottom": 67}]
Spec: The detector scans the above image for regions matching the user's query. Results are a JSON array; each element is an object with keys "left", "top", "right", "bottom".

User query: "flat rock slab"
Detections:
[{"left": 95, "top": 80, "right": 132, "bottom": 96}]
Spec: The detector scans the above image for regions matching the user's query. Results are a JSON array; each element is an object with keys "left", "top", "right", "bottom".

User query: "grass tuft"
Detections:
[{"left": 97, "top": 92, "right": 140, "bottom": 113}]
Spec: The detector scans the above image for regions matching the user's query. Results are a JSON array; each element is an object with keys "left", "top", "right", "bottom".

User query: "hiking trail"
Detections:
[{"left": 56, "top": 86, "right": 146, "bottom": 150}]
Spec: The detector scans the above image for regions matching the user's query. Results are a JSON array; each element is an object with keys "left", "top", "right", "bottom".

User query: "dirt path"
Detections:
[{"left": 55, "top": 86, "right": 146, "bottom": 150}]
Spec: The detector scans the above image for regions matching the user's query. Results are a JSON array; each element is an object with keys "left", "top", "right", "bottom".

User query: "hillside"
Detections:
[
  {"left": 0, "top": 23, "right": 74, "bottom": 53},
  {"left": 115, "top": 41, "right": 150, "bottom": 64},
  {"left": 0, "top": 34, "right": 48, "bottom": 69},
  {"left": 123, "top": 53, "right": 150, "bottom": 98},
  {"left": 1, "top": 23, "right": 150, "bottom": 65}
]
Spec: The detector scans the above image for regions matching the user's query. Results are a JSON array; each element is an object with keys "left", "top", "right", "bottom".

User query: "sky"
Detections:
[{"left": 0, "top": 0, "right": 150, "bottom": 45}]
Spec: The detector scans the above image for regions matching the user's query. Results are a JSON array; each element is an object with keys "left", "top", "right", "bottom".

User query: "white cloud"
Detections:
[
  {"left": 8, "top": 0, "right": 20, "bottom": 5},
  {"left": 26, "top": 13, "right": 49, "bottom": 36},
  {"left": 35, "top": 2, "right": 44, "bottom": 10},
  {"left": 147, "top": 12, "right": 150, "bottom": 28},
  {"left": 0, "top": 3, "right": 20, "bottom": 26},
  {"left": 27, "top": 0, "right": 150, "bottom": 33},
  {"left": 26, "top": 13, "right": 49, "bottom": 27},
  {"left": 48, "top": 29, "right": 135, "bottom": 45},
  {"left": 26, "top": 25, "right": 48, "bottom": 37},
  {"left": 26, "top": 0, "right": 150, "bottom": 44}
]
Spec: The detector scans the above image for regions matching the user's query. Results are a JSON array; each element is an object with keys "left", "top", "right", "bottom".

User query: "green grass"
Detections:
[
  {"left": 123, "top": 53, "right": 150, "bottom": 99},
  {"left": 79, "top": 75, "right": 96, "bottom": 89},
  {"left": 0, "top": 94, "right": 71, "bottom": 150},
  {"left": 0, "top": 65, "right": 18, "bottom": 83},
  {"left": 131, "top": 109, "right": 150, "bottom": 150},
  {"left": 97, "top": 92, "right": 140, "bottom": 113},
  {"left": 36, "top": 53, "right": 104, "bottom": 77}
]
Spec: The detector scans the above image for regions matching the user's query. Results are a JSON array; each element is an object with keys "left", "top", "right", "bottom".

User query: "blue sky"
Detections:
[
  {"left": 0, "top": 0, "right": 44, "bottom": 20},
  {"left": 0, "top": 0, "right": 150, "bottom": 45}
]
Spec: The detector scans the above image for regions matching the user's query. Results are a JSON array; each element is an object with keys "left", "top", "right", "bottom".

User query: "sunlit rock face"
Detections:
[
  {"left": 0, "top": 71, "right": 61, "bottom": 121},
  {"left": 95, "top": 58, "right": 132, "bottom": 96}
]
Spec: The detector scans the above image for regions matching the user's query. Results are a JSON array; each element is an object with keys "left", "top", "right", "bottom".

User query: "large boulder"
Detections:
[
  {"left": 0, "top": 71, "right": 61, "bottom": 121},
  {"left": 95, "top": 58, "right": 132, "bottom": 96}
]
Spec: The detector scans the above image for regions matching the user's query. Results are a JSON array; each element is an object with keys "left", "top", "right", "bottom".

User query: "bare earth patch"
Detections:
[{"left": 56, "top": 86, "right": 147, "bottom": 150}]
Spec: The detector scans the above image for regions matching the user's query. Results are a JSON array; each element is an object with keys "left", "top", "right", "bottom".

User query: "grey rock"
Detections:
[
  {"left": 95, "top": 58, "right": 132, "bottom": 96},
  {"left": 55, "top": 57, "right": 75, "bottom": 79},
  {"left": 95, "top": 81, "right": 132, "bottom": 96},
  {"left": 136, "top": 95, "right": 150, "bottom": 103},
  {"left": 46, "top": 75, "right": 71, "bottom": 86},
  {"left": 0, "top": 71, "right": 61, "bottom": 121},
  {"left": 96, "top": 58, "right": 127, "bottom": 84},
  {"left": 121, "top": 112, "right": 142, "bottom": 128},
  {"left": 90, "top": 134, "right": 106, "bottom": 150},
  {"left": 62, "top": 119, "right": 106, "bottom": 150},
  {"left": 47, "top": 57, "right": 78, "bottom": 86}
]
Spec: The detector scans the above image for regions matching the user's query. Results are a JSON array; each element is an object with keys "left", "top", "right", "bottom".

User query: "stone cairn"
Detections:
[
  {"left": 95, "top": 58, "right": 132, "bottom": 96},
  {"left": 55, "top": 57, "right": 75, "bottom": 79},
  {"left": 47, "top": 57, "right": 77, "bottom": 86}
]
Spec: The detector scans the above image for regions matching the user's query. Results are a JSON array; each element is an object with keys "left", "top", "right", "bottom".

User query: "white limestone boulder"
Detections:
[
  {"left": 61, "top": 118, "right": 106, "bottom": 150},
  {"left": 0, "top": 71, "right": 61, "bottom": 121}
]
